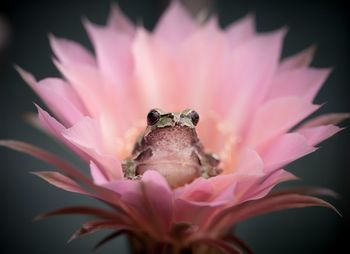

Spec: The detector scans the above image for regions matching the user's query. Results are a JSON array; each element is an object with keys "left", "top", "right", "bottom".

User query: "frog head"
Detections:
[{"left": 146, "top": 108, "right": 199, "bottom": 130}]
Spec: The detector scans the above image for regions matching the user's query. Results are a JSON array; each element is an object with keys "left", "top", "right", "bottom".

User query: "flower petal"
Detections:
[
  {"left": 32, "top": 171, "right": 88, "bottom": 194},
  {"left": 141, "top": 170, "right": 173, "bottom": 231},
  {"left": 90, "top": 161, "right": 108, "bottom": 185},
  {"left": 107, "top": 3, "right": 135, "bottom": 35},
  {"left": 266, "top": 68, "right": 331, "bottom": 103},
  {"left": 246, "top": 96, "right": 319, "bottom": 148},
  {"left": 225, "top": 13, "right": 256, "bottom": 47},
  {"left": 297, "top": 125, "right": 342, "bottom": 147},
  {"left": 299, "top": 113, "right": 350, "bottom": 128},
  {"left": 84, "top": 19, "right": 133, "bottom": 84},
  {"left": 279, "top": 45, "right": 316, "bottom": 71},
  {"left": 260, "top": 133, "right": 316, "bottom": 172},
  {"left": 62, "top": 116, "right": 123, "bottom": 180},
  {"left": 221, "top": 29, "right": 286, "bottom": 127},
  {"left": 16, "top": 66, "right": 86, "bottom": 126},
  {"left": 154, "top": 1, "right": 197, "bottom": 46},
  {"left": 49, "top": 34, "right": 96, "bottom": 66}
]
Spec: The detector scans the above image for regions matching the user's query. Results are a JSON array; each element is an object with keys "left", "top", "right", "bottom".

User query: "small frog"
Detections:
[{"left": 122, "top": 108, "right": 222, "bottom": 188}]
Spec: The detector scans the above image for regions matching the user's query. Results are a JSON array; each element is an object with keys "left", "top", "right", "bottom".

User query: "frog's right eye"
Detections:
[{"left": 147, "top": 109, "right": 161, "bottom": 125}]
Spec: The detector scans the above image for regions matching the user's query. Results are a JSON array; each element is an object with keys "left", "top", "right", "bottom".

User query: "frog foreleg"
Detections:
[
  {"left": 200, "top": 152, "right": 223, "bottom": 178},
  {"left": 122, "top": 159, "right": 138, "bottom": 179}
]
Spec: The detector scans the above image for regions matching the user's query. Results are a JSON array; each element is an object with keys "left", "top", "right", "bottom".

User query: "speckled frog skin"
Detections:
[{"left": 122, "top": 108, "right": 222, "bottom": 188}]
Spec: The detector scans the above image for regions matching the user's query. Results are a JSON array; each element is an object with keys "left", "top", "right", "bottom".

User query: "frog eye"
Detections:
[
  {"left": 188, "top": 110, "right": 199, "bottom": 126},
  {"left": 147, "top": 109, "right": 161, "bottom": 125}
]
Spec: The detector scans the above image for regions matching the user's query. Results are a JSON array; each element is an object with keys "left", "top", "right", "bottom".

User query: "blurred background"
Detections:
[{"left": 0, "top": 0, "right": 349, "bottom": 253}]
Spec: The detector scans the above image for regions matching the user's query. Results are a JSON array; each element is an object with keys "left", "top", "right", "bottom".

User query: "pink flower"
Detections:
[{"left": 1, "top": 2, "right": 348, "bottom": 253}]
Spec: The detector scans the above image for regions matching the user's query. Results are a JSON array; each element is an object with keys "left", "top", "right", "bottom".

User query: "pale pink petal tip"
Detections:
[
  {"left": 49, "top": 34, "right": 95, "bottom": 66},
  {"left": 107, "top": 3, "right": 135, "bottom": 34},
  {"left": 280, "top": 44, "right": 317, "bottom": 71}
]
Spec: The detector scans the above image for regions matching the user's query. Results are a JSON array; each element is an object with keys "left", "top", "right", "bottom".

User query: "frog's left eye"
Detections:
[
  {"left": 147, "top": 109, "right": 161, "bottom": 125},
  {"left": 188, "top": 110, "right": 199, "bottom": 126}
]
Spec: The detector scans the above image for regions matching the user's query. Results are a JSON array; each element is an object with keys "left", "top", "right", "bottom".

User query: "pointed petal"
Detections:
[
  {"left": 154, "top": 1, "right": 197, "bottom": 46},
  {"left": 225, "top": 13, "right": 255, "bottom": 47},
  {"left": 246, "top": 96, "right": 319, "bottom": 148},
  {"left": 34, "top": 206, "right": 121, "bottom": 221},
  {"left": 107, "top": 3, "right": 135, "bottom": 35},
  {"left": 32, "top": 171, "right": 88, "bottom": 194},
  {"left": 260, "top": 133, "right": 316, "bottom": 172},
  {"left": 279, "top": 45, "right": 316, "bottom": 71},
  {"left": 177, "top": 26, "right": 230, "bottom": 112},
  {"left": 93, "top": 230, "right": 130, "bottom": 251},
  {"left": 141, "top": 170, "right": 173, "bottom": 231},
  {"left": 209, "top": 190, "right": 338, "bottom": 233},
  {"left": 297, "top": 125, "right": 342, "bottom": 147},
  {"left": 235, "top": 147, "right": 264, "bottom": 175},
  {"left": 49, "top": 34, "right": 96, "bottom": 66},
  {"left": 173, "top": 198, "right": 219, "bottom": 226},
  {"left": 222, "top": 29, "right": 287, "bottom": 127},
  {"left": 16, "top": 66, "right": 86, "bottom": 126},
  {"left": 62, "top": 117, "right": 123, "bottom": 180},
  {"left": 36, "top": 106, "right": 89, "bottom": 161},
  {"left": 68, "top": 220, "right": 131, "bottom": 242},
  {"left": 90, "top": 161, "right": 108, "bottom": 185},
  {"left": 132, "top": 28, "right": 182, "bottom": 110},
  {"left": 0, "top": 140, "right": 126, "bottom": 209},
  {"left": 83, "top": 19, "right": 133, "bottom": 84},
  {"left": 0, "top": 140, "right": 91, "bottom": 184},
  {"left": 266, "top": 68, "right": 331, "bottom": 103},
  {"left": 299, "top": 113, "right": 350, "bottom": 128}
]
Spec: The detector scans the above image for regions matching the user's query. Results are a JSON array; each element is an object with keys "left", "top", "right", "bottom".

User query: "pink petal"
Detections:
[
  {"left": 279, "top": 45, "right": 316, "bottom": 71},
  {"left": 235, "top": 169, "right": 297, "bottom": 203},
  {"left": 225, "top": 13, "right": 255, "bottom": 47},
  {"left": 175, "top": 174, "right": 237, "bottom": 205},
  {"left": 68, "top": 220, "right": 133, "bottom": 243},
  {"left": 210, "top": 192, "right": 338, "bottom": 233},
  {"left": 32, "top": 171, "right": 88, "bottom": 194},
  {"left": 177, "top": 25, "right": 229, "bottom": 112},
  {"left": 132, "top": 28, "right": 179, "bottom": 110},
  {"left": 260, "top": 133, "right": 316, "bottom": 172},
  {"left": 0, "top": 140, "right": 92, "bottom": 185},
  {"left": 54, "top": 61, "right": 103, "bottom": 117},
  {"left": 266, "top": 68, "right": 331, "bottom": 103},
  {"left": 49, "top": 34, "right": 96, "bottom": 66},
  {"left": 220, "top": 29, "right": 286, "bottom": 127},
  {"left": 102, "top": 179, "right": 145, "bottom": 213},
  {"left": 107, "top": 3, "right": 135, "bottom": 35},
  {"left": 62, "top": 117, "right": 123, "bottom": 180},
  {"left": 35, "top": 206, "right": 121, "bottom": 221},
  {"left": 297, "top": 125, "right": 342, "bottom": 147},
  {"left": 235, "top": 147, "right": 264, "bottom": 175},
  {"left": 299, "top": 113, "right": 350, "bottom": 128},
  {"left": 173, "top": 198, "right": 220, "bottom": 226},
  {"left": 245, "top": 96, "right": 319, "bottom": 148},
  {"left": 154, "top": 1, "right": 197, "bottom": 46},
  {"left": 90, "top": 161, "right": 108, "bottom": 185},
  {"left": 84, "top": 19, "right": 133, "bottom": 84},
  {"left": 37, "top": 106, "right": 89, "bottom": 161},
  {"left": 16, "top": 66, "right": 86, "bottom": 126},
  {"left": 141, "top": 170, "right": 173, "bottom": 231}
]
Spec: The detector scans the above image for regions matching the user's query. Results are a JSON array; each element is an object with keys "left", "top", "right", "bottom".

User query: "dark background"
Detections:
[{"left": 0, "top": 0, "right": 349, "bottom": 253}]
